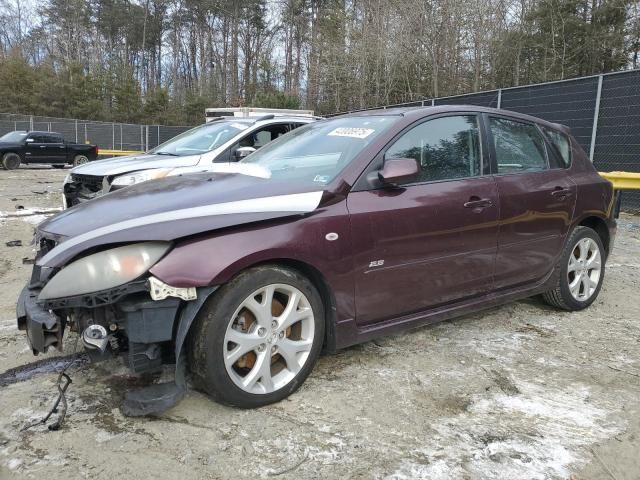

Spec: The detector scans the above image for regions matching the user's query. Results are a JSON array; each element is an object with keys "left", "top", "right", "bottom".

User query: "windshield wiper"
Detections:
[{"left": 154, "top": 151, "right": 179, "bottom": 156}]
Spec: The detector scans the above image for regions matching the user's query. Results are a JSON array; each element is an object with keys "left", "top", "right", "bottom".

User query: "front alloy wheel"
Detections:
[
  {"left": 223, "top": 284, "right": 315, "bottom": 394},
  {"left": 189, "top": 266, "right": 324, "bottom": 408}
]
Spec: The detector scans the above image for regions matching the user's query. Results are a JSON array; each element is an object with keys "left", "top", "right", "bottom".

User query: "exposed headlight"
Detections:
[
  {"left": 38, "top": 242, "right": 171, "bottom": 300},
  {"left": 111, "top": 168, "right": 172, "bottom": 187}
]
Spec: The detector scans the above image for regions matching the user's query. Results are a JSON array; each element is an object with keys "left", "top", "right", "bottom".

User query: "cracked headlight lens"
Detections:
[{"left": 38, "top": 242, "right": 171, "bottom": 300}]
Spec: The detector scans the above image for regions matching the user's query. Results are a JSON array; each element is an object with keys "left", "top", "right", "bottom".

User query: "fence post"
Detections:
[
  {"left": 589, "top": 75, "right": 603, "bottom": 163},
  {"left": 497, "top": 89, "right": 502, "bottom": 109},
  {"left": 157, "top": 125, "right": 160, "bottom": 147},
  {"left": 29, "top": 115, "right": 33, "bottom": 131},
  {"left": 120, "top": 124, "right": 123, "bottom": 150},
  {"left": 145, "top": 125, "right": 149, "bottom": 151},
  {"left": 140, "top": 125, "right": 143, "bottom": 151},
  {"left": 431, "top": 99, "right": 435, "bottom": 106},
  {"left": 84, "top": 123, "right": 87, "bottom": 144},
  {"left": 75, "top": 120, "right": 78, "bottom": 143},
  {"left": 112, "top": 123, "right": 115, "bottom": 150}
]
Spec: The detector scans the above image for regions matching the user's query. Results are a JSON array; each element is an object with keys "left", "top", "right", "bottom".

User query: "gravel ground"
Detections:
[{"left": 0, "top": 166, "right": 639, "bottom": 480}]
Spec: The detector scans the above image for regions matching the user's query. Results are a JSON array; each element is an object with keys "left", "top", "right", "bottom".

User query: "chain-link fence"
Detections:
[
  {"left": 331, "top": 69, "right": 640, "bottom": 211},
  {"left": 0, "top": 113, "right": 193, "bottom": 152}
]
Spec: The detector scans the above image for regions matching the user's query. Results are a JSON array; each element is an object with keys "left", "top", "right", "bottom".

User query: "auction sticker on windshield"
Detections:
[{"left": 328, "top": 127, "right": 375, "bottom": 139}]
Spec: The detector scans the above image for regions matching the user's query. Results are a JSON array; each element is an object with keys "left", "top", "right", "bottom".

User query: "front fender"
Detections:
[
  {"left": 149, "top": 217, "right": 347, "bottom": 288},
  {"left": 148, "top": 210, "right": 356, "bottom": 326}
]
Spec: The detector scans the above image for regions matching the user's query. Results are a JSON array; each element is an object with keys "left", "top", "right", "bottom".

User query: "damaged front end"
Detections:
[{"left": 16, "top": 236, "right": 215, "bottom": 416}]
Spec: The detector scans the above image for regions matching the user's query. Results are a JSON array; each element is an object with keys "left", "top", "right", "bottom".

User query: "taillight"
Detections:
[{"left": 95, "top": 146, "right": 99, "bottom": 155}]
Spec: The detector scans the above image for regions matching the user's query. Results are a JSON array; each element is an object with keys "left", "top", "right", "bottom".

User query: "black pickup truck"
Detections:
[{"left": 0, "top": 130, "right": 98, "bottom": 170}]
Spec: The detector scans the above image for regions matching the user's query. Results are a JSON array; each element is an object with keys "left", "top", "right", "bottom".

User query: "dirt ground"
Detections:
[{"left": 0, "top": 166, "right": 639, "bottom": 480}]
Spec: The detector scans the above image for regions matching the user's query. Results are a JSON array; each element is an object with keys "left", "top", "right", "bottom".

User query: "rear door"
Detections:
[
  {"left": 487, "top": 115, "right": 577, "bottom": 290},
  {"left": 348, "top": 113, "right": 499, "bottom": 325}
]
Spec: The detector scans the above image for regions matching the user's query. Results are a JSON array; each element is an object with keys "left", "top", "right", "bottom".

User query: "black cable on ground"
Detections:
[{"left": 21, "top": 335, "right": 80, "bottom": 432}]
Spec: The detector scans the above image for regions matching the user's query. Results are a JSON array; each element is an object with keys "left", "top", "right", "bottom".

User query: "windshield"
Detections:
[
  {"left": 148, "top": 121, "right": 252, "bottom": 156},
  {"left": 241, "top": 116, "right": 397, "bottom": 185},
  {"left": 0, "top": 131, "right": 28, "bottom": 143}
]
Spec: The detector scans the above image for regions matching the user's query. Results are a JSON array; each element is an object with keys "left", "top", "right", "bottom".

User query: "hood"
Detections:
[
  {"left": 0, "top": 141, "right": 22, "bottom": 149},
  {"left": 71, "top": 153, "right": 202, "bottom": 176},
  {"left": 38, "top": 172, "right": 324, "bottom": 268}
]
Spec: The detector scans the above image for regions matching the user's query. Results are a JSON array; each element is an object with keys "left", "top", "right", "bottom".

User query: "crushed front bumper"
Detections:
[{"left": 16, "top": 286, "right": 65, "bottom": 354}]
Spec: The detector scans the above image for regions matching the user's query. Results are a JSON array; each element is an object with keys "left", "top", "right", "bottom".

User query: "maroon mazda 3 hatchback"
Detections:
[{"left": 17, "top": 106, "right": 616, "bottom": 414}]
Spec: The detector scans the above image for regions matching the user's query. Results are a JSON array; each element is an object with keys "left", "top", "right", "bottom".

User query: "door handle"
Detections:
[
  {"left": 464, "top": 197, "right": 493, "bottom": 209},
  {"left": 551, "top": 187, "right": 572, "bottom": 198},
  {"left": 40, "top": 145, "right": 46, "bottom": 148}
]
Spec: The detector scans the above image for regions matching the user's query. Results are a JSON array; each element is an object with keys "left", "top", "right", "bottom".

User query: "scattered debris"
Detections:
[
  {"left": 0, "top": 352, "right": 89, "bottom": 387},
  {"left": 267, "top": 452, "right": 310, "bottom": 476},
  {"left": 0, "top": 207, "right": 62, "bottom": 218},
  {"left": 5, "top": 240, "right": 22, "bottom": 247},
  {"left": 608, "top": 365, "right": 640, "bottom": 378},
  {"left": 517, "top": 322, "right": 555, "bottom": 337},
  {"left": 22, "top": 257, "right": 35, "bottom": 264}
]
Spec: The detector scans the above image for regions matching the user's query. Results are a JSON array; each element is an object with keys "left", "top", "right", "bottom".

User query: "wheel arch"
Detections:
[
  {"left": 2, "top": 150, "right": 23, "bottom": 161},
  {"left": 576, "top": 216, "right": 610, "bottom": 257},
  {"left": 222, "top": 257, "right": 339, "bottom": 354}
]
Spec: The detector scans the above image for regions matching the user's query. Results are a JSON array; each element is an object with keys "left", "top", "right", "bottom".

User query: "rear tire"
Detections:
[
  {"left": 72, "top": 155, "right": 89, "bottom": 167},
  {"left": 542, "top": 226, "right": 605, "bottom": 311},
  {"left": 2, "top": 152, "right": 21, "bottom": 170},
  {"left": 188, "top": 265, "right": 324, "bottom": 408}
]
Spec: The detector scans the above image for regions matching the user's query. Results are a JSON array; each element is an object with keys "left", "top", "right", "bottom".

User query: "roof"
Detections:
[
  {"left": 336, "top": 105, "right": 570, "bottom": 132},
  {"left": 10, "top": 130, "right": 62, "bottom": 135}
]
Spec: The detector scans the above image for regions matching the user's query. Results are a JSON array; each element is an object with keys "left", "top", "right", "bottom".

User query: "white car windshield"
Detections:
[
  {"left": 0, "top": 131, "right": 28, "bottom": 143},
  {"left": 241, "top": 116, "right": 397, "bottom": 185},
  {"left": 149, "top": 121, "right": 252, "bottom": 157}
]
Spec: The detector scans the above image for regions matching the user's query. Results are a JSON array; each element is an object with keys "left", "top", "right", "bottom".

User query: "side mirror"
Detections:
[
  {"left": 234, "top": 146, "right": 256, "bottom": 160},
  {"left": 377, "top": 157, "right": 419, "bottom": 187},
  {"left": 25, "top": 138, "right": 34, "bottom": 143}
]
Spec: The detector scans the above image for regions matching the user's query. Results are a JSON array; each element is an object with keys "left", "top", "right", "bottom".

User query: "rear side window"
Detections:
[
  {"left": 541, "top": 126, "right": 571, "bottom": 167},
  {"left": 489, "top": 117, "right": 548, "bottom": 174},
  {"left": 385, "top": 115, "right": 482, "bottom": 183},
  {"left": 44, "top": 134, "right": 62, "bottom": 143}
]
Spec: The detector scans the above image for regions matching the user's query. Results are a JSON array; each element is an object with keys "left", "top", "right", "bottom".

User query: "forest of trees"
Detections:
[{"left": 0, "top": 0, "right": 638, "bottom": 125}]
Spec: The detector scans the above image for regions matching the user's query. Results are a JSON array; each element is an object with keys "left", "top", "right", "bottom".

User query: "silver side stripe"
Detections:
[{"left": 39, "top": 191, "right": 324, "bottom": 266}]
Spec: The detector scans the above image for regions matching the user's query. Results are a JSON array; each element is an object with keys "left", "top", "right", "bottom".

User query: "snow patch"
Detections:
[{"left": 385, "top": 381, "right": 622, "bottom": 480}]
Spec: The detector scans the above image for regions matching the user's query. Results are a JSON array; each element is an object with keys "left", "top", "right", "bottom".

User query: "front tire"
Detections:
[
  {"left": 188, "top": 265, "right": 325, "bottom": 408},
  {"left": 2, "top": 152, "right": 21, "bottom": 170},
  {"left": 73, "top": 155, "right": 89, "bottom": 167},
  {"left": 542, "top": 226, "right": 605, "bottom": 311}
]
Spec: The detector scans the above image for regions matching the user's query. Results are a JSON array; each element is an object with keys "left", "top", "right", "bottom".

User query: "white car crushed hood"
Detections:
[{"left": 71, "top": 153, "right": 203, "bottom": 176}]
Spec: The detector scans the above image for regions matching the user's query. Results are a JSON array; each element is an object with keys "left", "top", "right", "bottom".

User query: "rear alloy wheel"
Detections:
[
  {"left": 73, "top": 155, "right": 89, "bottom": 167},
  {"left": 1, "top": 152, "right": 21, "bottom": 170},
  {"left": 189, "top": 266, "right": 324, "bottom": 408},
  {"left": 542, "top": 226, "right": 605, "bottom": 311}
]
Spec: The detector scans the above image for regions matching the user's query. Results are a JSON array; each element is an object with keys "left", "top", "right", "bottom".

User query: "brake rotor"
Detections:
[{"left": 235, "top": 296, "right": 286, "bottom": 370}]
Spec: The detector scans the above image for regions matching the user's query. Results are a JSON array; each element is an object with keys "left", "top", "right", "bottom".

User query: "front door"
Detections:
[
  {"left": 348, "top": 114, "right": 499, "bottom": 326},
  {"left": 486, "top": 115, "right": 577, "bottom": 290},
  {"left": 25, "top": 133, "right": 66, "bottom": 163}
]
